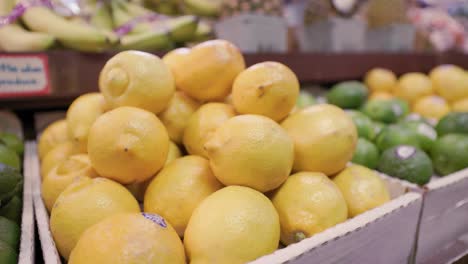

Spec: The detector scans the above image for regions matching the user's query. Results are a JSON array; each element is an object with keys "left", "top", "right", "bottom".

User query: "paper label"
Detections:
[{"left": 0, "top": 54, "right": 50, "bottom": 98}]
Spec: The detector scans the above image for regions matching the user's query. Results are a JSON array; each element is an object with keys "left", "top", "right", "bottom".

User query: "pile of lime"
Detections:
[
  {"left": 0, "top": 133, "right": 24, "bottom": 264},
  {"left": 326, "top": 72, "right": 468, "bottom": 185}
]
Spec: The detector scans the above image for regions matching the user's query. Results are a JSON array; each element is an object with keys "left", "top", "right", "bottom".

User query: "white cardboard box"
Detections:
[
  {"left": 297, "top": 17, "right": 366, "bottom": 52},
  {"left": 414, "top": 169, "right": 468, "bottom": 264},
  {"left": 32, "top": 112, "right": 424, "bottom": 263},
  {"left": 251, "top": 174, "right": 422, "bottom": 264},
  {"left": 215, "top": 14, "right": 288, "bottom": 53},
  {"left": 18, "top": 142, "right": 36, "bottom": 264},
  {"left": 366, "top": 24, "right": 415, "bottom": 52}
]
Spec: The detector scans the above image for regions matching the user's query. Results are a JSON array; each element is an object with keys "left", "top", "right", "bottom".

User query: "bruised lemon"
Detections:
[
  {"left": 333, "top": 165, "right": 390, "bottom": 217},
  {"left": 205, "top": 115, "right": 294, "bottom": 193},
  {"left": 69, "top": 213, "right": 185, "bottom": 264},
  {"left": 42, "top": 154, "right": 98, "bottom": 212},
  {"left": 99, "top": 51, "right": 175, "bottom": 114},
  {"left": 232, "top": 62, "right": 300, "bottom": 122},
  {"left": 183, "top": 103, "right": 236, "bottom": 158},
  {"left": 144, "top": 155, "right": 223, "bottom": 236},
  {"left": 88, "top": 107, "right": 169, "bottom": 184},
  {"left": 158, "top": 91, "right": 200, "bottom": 144},
  {"left": 38, "top": 119, "right": 69, "bottom": 160},
  {"left": 66, "top": 93, "right": 107, "bottom": 152},
  {"left": 50, "top": 177, "right": 140, "bottom": 259},
  {"left": 271, "top": 172, "right": 348, "bottom": 245}
]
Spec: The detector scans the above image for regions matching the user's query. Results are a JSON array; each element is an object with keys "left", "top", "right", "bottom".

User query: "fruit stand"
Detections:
[{"left": 1, "top": 0, "right": 468, "bottom": 263}]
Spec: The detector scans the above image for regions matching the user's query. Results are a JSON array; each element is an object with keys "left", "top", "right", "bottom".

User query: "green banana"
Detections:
[
  {"left": 21, "top": 6, "right": 109, "bottom": 45},
  {"left": 0, "top": 24, "right": 55, "bottom": 52},
  {"left": 164, "top": 15, "right": 198, "bottom": 43},
  {"left": 89, "top": 2, "right": 114, "bottom": 30},
  {"left": 119, "top": 29, "right": 173, "bottom": 51},
  {"left": 111, "top": 0, "right": 135, "bottom": 27},
  {"left": 125, "top": 1, "right": 153, "bottom": 17},
  {"left": 0, "top": 0, "right": 55, "bottom": 52}
]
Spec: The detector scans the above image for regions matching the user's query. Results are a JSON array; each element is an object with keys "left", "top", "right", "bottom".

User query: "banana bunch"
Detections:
[
  {"left": 0, "top": 0, "right": 55, "bottom": 52},
  {"left": 0, "top": 0, "right": 213, "bottom": 53},
  {"left": 112, "top": 0, "right": 200, "bottom": 51}
]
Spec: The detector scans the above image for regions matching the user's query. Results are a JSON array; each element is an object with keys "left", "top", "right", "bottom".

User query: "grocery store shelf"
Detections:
[{"left": 1, "top": 51, "right": 467, "bottom": 110}]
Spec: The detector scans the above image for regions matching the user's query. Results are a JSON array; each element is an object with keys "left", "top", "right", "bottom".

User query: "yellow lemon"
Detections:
[
  {"left": 88, "top": 107, "right": 169, "bottom": 184},
  {"left": 413, "top": 95, "right": 451, "bottom": 120},
  {"left": 183, "top": 103, "right": 236, "bottom": 158},
  {"left": 394, "top": 72, "right": 433, "bottom": 104},
  {"left": 66, "top": 93, "right": 108, "bottom": 152},
  {"left": 364, "top": 68, "right": 397, "bottom": 93},
  {"left": 205, "top": 115, "right": 294, "bottom": 192},
  {"left": 271, "top": 172, "right": 348, "bottom": 245},
  {"left": 369, "top": 92, "right": 394, "bottom": 101},
  {"left": 281, "top": 104, "right": 358, "bottom": 175},
  {"left": 158, "top": 91, "right": 200, "bottom": 144},
  {"left": 170, "top": 39, "right": 246, "bottom": 101},
  {"left": 50, "top": 177, "right": 140, "bottom": 259},
  {"left": 99, "top": 50, "right": 175, "bottom": 114},
  {"left": 333, "top": 165, "right": 390, "bottom": 217},
  {"left": 38, "top": 119, "right": 69, "bottom": 160},
  {"left": 452, "top": 97, "right": 468, "bottom": 112},
  {"left": 162, "top": 47, "right": 190, "bottom": 75},
  {"left": 232, "top": 62, "right": 300, "bottom": 122},
  {"left": 40, "top": 141, "right": 80, "bottom": 179},
  {"left": 42, "top": 154, "right": 98, "bottom": 212},
  {"left": 144, "top": 155, "right": 223, "bottom": 236},
  {"left": 430, "top": 64, "right": 468, "bottom": 102},
  {"left": 184, "top": 186, "right": 280, "bottom": 264},
  {"left": 126, "top": 141, "right": 182, "bottom": 202},
  {"left": 69, "top": 213, "right": 185, "bottom": 264}
]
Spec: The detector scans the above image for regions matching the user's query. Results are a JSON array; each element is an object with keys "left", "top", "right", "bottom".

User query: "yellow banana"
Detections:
[
  {"left": 0, "top": 24, "right": 55, "bottom": 52},
  {"left": 21, "top": 6, "right": 109, "bottom": 45}
]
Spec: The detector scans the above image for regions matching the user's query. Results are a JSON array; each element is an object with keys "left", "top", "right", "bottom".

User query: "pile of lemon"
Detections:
[
  {"left": 365, "top": 66, "right": 468, "bottom": 120},
  {"left": 39, "top": 40, "right": 391, "bottom": 264}
]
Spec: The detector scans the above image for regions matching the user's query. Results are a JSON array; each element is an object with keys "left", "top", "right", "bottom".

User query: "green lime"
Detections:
[
  {"left": 361, "top": 99, "right": 408, "bottom": 123},
  {"left": 0, "top": 216, "right": 20, "bottom": 250},
  {"left": 399, "top": 120, "right": 437, "bottom": 152},
  {"left": 0, "top": 146, "right": 19, "bottom": 171},
  {"left": 296, "top": 90, "right": 316, "bottom": 109},
  {"left": 326, "top": 81, "right": 368, "bottom": 109},
  {"left": 372, "top": 122, "right": 386, "bottom": 140},
  {"left": 0, "top": 164, "right": 23, "bottom": 207},
  {"left": 346, "top": 110, "right": 375, "bottom": 140},
  {"left": 431, "top": 134, "right": 468, "bottom": 176},
  {"left": 404, "top": 113, "right": 433, "bottom": 125},
  {"left": 378, "top": 145, "right": 433, "bottom": 185},
  {"left": 351, "top": 138, "right": 380, "bottom": 169},
  {"left": 435, "top": 112, "right": 468, "bottom": 136},
  {"left": 0, "top": 196, "right": 22, "bottom": 224},
  {"left": 0, "top": 240, "right": 17, "bottom": 264},
  {"left": 0, "top": 133, "right": 23, "bottom": 156},
  {"left": 376, "top": 125, "right": 422, "bottom": 152}
]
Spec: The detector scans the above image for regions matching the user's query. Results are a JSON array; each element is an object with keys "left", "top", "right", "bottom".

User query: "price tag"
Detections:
[{"left": 0, "top": 54, "right": 50, "bottom": 98}]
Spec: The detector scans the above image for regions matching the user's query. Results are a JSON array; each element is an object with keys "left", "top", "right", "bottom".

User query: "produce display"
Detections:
[
  {"left": 0, "top": 0, "right": 216, "bottom": 52},
  {"left": 318, "top": 66, "right": 468, "bottom": 184},
  {"left": 0, "top": 132, "right": 24, "bottom": 264},
  {"left": 38, "top": 39, "right": 396, "bottom": 263}
]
